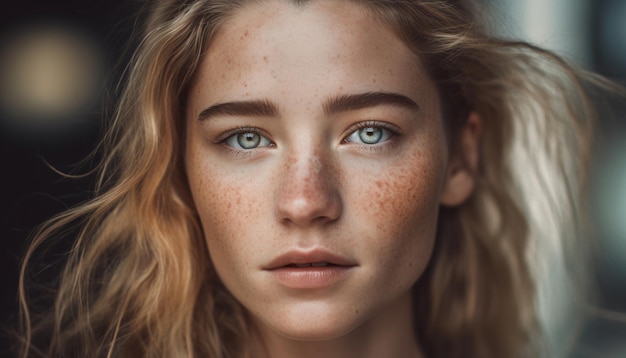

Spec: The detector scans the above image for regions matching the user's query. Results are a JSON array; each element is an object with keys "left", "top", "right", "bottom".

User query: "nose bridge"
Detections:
[{"left": 276, "top": 144, "right": 342, "bottom": 226}]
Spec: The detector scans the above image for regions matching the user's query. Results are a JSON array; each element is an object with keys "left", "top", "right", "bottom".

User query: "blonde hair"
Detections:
[{"left": 18, "top": 0, "right": 605, "bottom": 357}]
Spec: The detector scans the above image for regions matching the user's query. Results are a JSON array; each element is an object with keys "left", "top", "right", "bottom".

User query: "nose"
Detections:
[{"left": 275, "top": 149, "right": 342, "bottom": 227}]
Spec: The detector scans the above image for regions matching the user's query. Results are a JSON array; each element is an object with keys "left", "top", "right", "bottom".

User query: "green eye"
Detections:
[
  {"left": 225, "top": 130, "right": 272, "bottom": 149},
  {"left": 238, "top": 132, "right": 260, "bottom": 149},
  {"left": 346, "top": 126, "right": 392, "bottom": 145}
]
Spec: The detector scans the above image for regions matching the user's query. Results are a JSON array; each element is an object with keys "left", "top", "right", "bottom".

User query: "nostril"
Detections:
[{"left": 277, "top": 192, "right": 342, "bottom": 226}]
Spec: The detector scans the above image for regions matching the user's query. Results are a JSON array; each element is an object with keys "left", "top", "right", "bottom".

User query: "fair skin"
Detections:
[{"left": 185, "top": 1, "right": 478, "bottom": 357}]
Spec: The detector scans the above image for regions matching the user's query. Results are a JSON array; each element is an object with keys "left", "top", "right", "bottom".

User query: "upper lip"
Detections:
[{"left": 263, "top": 249, "right": 357, "bottom": 270}]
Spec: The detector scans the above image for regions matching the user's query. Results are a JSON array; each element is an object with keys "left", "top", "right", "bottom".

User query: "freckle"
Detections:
[{"left": 263, "top": 56, "right": 268, "bottom": 63}]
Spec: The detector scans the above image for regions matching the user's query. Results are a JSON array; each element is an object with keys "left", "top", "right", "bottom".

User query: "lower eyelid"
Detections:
[
  {"left": 218, "top": 141, "right": 273, "bottom": 159},
  {"left": 224, "top": 147, "right": 257, "bottom": 159},
  {"left": 357, "top": 144, "right": 387, "bottom": 153}
]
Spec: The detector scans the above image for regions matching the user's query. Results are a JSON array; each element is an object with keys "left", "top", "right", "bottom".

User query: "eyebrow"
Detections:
[
  {"left": 323, "top": 91, "right": 419, "bottom": 115},
  {"left": 197, "top": 91, "right": 419, "bottom": 121},
  {"left": 198, "top": 99, "right": 278, "bottom": 121}
]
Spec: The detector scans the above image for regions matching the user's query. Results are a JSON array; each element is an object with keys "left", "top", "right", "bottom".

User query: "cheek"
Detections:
[
  {"left": 357, "top": 144, "right": 446, "bottom": 282},
  {"left": 190, "top": 176, "right": 269, "bottom": 298},
  {"left": 186, "top": 152, "right": 261, "bottom": 274},
  {"left": 364, "top": 149, "right": 443, "bottom": 235}
]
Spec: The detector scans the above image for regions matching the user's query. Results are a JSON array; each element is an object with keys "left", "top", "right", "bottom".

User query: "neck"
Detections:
[{"left": 250, "top": 292, "right": 424, "bottom": 358}]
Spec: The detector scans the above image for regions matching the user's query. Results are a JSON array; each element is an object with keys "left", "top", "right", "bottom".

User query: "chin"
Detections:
[
  {"left": 257, "top": 301, "right": 365, "bottom": 341},
  {"left": 272, "top": 321, "right": 357, "bottom": 342}
]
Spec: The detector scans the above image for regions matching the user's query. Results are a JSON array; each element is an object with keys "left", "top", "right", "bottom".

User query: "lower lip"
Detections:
[{"left": 267, "top": 266, "right": 354, "bottom": 289}]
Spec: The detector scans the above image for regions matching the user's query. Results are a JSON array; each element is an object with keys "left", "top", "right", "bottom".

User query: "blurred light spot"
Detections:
[{"left": 0, "top": 23, "right": 104, "bottom": 136}]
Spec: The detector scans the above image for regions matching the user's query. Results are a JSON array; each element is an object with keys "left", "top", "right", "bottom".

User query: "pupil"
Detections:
[{"left": 238, "top": 132, "right": 260, "bottom": 148}]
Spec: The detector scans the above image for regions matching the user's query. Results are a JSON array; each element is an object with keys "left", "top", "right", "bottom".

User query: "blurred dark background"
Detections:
[
  {"left": 0, "top": 1, "right": 144, "bottom": 355},
  {"left": 0, "top": 0, "right": 624, "bottom": 357}
]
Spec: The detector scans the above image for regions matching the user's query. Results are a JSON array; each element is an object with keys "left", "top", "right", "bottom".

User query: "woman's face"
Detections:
[{"left": 185, "top": 0, "right": 453, "bottom": 341}]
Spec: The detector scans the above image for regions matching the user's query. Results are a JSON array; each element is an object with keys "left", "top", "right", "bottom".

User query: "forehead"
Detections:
[
  {"left": 213, "top": 0, "right": 387, "bottom": 53},
  {"left": 190, "top": 0, "right": 435, "bottom": 112}
]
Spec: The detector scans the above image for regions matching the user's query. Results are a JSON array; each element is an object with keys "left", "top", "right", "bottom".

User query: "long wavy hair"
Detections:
[{"left": 18, "top": 0, "right": 605, "bottom": 357}]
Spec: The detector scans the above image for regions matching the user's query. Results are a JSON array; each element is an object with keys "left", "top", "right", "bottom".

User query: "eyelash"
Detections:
[{"left": 215, "top": 126, "right": 269, "bottom": 141}]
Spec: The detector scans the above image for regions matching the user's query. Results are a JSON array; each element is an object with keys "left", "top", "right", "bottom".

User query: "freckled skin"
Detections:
[{"left": 185, "top": 0, "right": 451, "bottom": 356}]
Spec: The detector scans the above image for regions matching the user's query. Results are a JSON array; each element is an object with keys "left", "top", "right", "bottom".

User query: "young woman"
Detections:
[{"left": 18, "top": 0, "right": 612, "bottom": 357}]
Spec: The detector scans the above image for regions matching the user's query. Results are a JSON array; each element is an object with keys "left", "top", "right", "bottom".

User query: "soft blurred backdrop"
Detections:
[
  {"left": 486, "top": 1, "right": 626, "bottom": 357},
  {"left": 0, "top": 0, "right": 624, "bottom": 356}
]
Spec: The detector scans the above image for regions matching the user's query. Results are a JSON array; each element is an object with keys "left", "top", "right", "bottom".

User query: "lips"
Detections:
[
  {"left": 264, "top": 249, "right": 357, "bottom": 289},
  {"left": 263, "top": 249, "right": 357, "bottom": 270}
]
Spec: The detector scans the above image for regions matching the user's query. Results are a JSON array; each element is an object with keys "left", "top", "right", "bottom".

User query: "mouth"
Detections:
[
  {"left": 263, "top": 249, "right": 357, "bottom": 271},
  {"left": 288, "top": 262, "right": 334, "bottom": 268},
  {"left": 264, "top": 251, "right": 357, "bottom": 289}
]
